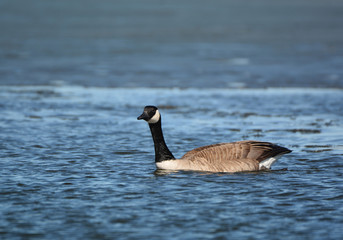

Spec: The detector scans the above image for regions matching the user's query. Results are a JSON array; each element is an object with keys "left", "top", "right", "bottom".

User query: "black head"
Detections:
[{"left": 137, "top": 106, "right": 160, "bottom": 124}]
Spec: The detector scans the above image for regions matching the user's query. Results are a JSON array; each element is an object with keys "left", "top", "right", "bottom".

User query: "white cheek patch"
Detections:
[{"left": 148, "top": 110, "right": 160, "bottom": 124}]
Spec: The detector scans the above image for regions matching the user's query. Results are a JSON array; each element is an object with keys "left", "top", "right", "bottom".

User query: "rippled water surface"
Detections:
[
  {"left": 2, "top": 0, "right": 343, "bottom": 239},
  {"left": 0, "top": 86, "right": 342, "bottom": 239}
]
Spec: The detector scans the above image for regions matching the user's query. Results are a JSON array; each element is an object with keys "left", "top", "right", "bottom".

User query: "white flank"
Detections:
[
  {"left": 259, "top": 154, "right": 283, "bottom": 170},
  {"left": 148, "top": 110, "right": 160, "bottom": 124}
]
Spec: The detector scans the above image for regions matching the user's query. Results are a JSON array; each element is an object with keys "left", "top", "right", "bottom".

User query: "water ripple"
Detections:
[{"left": 0, "top": 86, "right": 342, "bottom": 239}]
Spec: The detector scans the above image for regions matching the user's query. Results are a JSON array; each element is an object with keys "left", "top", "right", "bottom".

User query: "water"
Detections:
[
  {"left": 1, "top": 0, "right": 343, "bottom": 239},
  {"left": 0, "top": 86, "right": 342, "bottom": 239},
  {"left": 1, "top": 0, "right": 343, "bottom": 88}
]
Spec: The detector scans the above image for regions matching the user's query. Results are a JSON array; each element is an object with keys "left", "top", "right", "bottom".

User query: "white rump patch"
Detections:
[
  {"left": 259, "top": 154, "right": 283, "bottom": 170},
  {"left": 148, "top": 110, "right": 160, "bottom": 124}
]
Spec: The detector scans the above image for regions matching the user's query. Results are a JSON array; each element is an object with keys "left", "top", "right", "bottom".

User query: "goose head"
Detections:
[{"left": 137, "top": 105, "right": 161, "bottom": 124}]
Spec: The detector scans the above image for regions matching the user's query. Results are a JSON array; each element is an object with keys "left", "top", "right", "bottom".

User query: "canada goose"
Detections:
[{"left": 137, "top": 106, "right": 292, "bottom": 173}]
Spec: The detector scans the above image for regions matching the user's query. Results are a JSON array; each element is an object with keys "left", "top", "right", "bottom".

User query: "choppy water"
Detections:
[
  {"left": 1, "top": 86, "right": 342, "bottom": 239},
  {"left": 1, "top": 0, "right": 343, "bottom": 239}
]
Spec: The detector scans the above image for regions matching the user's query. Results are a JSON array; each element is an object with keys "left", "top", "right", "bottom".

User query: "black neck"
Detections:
[{"left": 148, "top": 117, "right": 175, "bottom": 162}]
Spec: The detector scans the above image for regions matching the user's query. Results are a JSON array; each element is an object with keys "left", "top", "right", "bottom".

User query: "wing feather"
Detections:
[{"left": 179, "top": 140, "right": 291, "bottom": 172}]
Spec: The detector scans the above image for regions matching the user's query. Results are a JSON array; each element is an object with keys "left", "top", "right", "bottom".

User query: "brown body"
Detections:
[{"left": 156, "top": 140, "right": 291, "bottom": 172}]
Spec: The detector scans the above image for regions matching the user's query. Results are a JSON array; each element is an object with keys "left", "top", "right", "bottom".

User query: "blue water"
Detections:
[
  {"left": 1, "top": 0, "right": 343, "bottom": 239},
  {"left": 1, "top": 0, "right": 343, "bottom": 88},
  {"left": 0, "top": 87, "right": 342, "bottom": 239}
]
